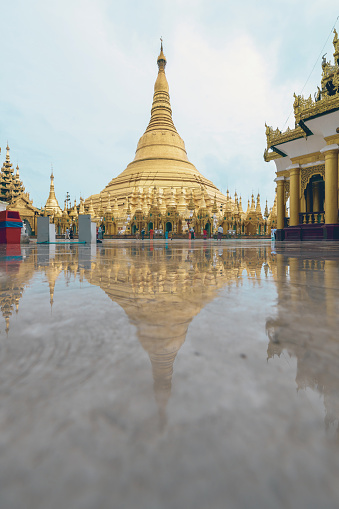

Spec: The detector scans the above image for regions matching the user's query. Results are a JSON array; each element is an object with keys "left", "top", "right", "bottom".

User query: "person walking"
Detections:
[
  {"left": 141, "top": 227, "right": 145, "bottom": 240},
  {"left": 203, "top": 228, "right": 207, "bottom": 240}
]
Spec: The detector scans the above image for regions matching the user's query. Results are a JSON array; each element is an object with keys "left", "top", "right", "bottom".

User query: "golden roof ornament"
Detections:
[
  {"left": 200, "top": 189, "right": 207, "bottom": 209},
  {"left": 69, "top": 199, "right": 78, "bottom": 218},
  {"left": 113, "top": 197, "right": 119, "bottom": 217},
  {"left": 79, "top": 196, "right": 85, "bottom": 215},
  {"left": 177, "top": 187, "right": 186, "bottom": 213},
  {"left": 239, "top": 196, "right": 243, "bottom": 214},
  {"left": 256, "top": 193, "right": 262, "bottom": 214},
  {"left": 126, "top": 196, "right": 131, "bottom": 215},
  {"left": 157, "top": 37, "right": 167, "bottom": 69},
  {"left": 44, "top": 170, "right": 62, "bottom": 216},
  {"left": 264, "top": 199, "right": 269, "bottom": 218},
  {"left": 88, "top": 198, "right": 96, "bottom": 218},
  {"left": 211, "top": 195, "right": 218, "bottom": 214},
  {"left": 105, "top": 193, "right": 112, "bottom": 213},
  {"left": 188, "top": 191, "right": 195, "bottom": 211}
]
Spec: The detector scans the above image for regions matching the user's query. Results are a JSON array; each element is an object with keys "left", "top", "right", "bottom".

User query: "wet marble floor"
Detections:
[{"left": 1, "top": 239, "right": 339, "bottom": 509}]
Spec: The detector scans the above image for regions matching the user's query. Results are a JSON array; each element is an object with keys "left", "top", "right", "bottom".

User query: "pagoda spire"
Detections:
[
  {"left": 144, "top": 40, "right": 177, "bottom": 134},
  {"left": 44, "top": 171, "right": 62, "bottom": 215},
  {"left": 264, "top": 199, "right": 269, "bottom": 218}
]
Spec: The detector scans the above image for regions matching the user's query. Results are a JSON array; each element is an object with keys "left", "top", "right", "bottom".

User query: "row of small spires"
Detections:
[
  {"left": 45, "top": 188, "right": 271, "bottom": 221},
  {"left": 2, "top": 144, "right": 272, "bottom": 220}
]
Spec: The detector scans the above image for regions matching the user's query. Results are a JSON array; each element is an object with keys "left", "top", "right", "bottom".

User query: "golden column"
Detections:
[
  {"left": 289, "top": 166, "right": 300, "bottom": 226},
  {"left": 321, "top": 145, "right": 339, "bottom": 224},
  {"left": 275, "top": 177, "right": 285, "bottom": 230},
  {"left": 312, "top": 181, "right": 321, "bottom": 212}
]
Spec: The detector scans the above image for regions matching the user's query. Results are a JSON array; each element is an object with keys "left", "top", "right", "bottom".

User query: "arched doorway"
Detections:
[
  {"left": 148, "top": 222, "right": 153, "bottom": 232},
  {"left": 23, "top": 219, "right": 32, "bottom": 235},
  {"left": 166, "top": 221, "right": 172, "bottom": 232},
  {"left": 132, "top": 224, "right": 137, "bottom": 234},
  {"left": 205, "top": 222, "right": 210, "bottom": 236},
  {"left": 305, "top": 175, "right": 325, "bottom": 214}
]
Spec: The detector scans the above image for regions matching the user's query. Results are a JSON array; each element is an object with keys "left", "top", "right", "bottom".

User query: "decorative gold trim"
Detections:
[
  {"left": 265, "top": 123, "right": 305, "bottom": 149},
  {"left": 263, "top": 148, "right": 282, "bottom": 162},
  {"left": 324, "top": 134, "right": 339, "bottom": 145},
  {"left": 300, "top": 165, "right": 325, "bottom": 194},
  {"left": 290, "top": 151, "right": 323, "bottom": 165},
  {"left": 294, "top": 92, "right": 339, "bottom": 124},
  {"left": 276, "top": 170, "right": 289, "bottom": 178}
]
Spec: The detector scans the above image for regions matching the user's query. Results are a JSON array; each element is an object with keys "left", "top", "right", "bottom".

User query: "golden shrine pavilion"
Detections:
[{"left": 265, "top": 28, "right": 339, "bottom": 240}]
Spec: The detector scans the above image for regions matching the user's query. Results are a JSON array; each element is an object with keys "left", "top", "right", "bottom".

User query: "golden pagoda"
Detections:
[
  {"left": 85, "top": 42, "right": 246, "bottom": 236},
  {"left": 44, "top": 171, "right": 62, "bottom": 217}
]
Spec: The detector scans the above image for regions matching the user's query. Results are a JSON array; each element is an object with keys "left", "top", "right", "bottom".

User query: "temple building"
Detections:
[
  {"left": 0, "top": 43, "right": 271, "bottom": 238},
  {"left": 0, "top": 144, "right": 40, "bottom": 234},
  {"left": 264, "top": 29, "right": 339, "bottom": 240},
  {"left": 86, "top": 43, "right": 266, "bottom": 237}
]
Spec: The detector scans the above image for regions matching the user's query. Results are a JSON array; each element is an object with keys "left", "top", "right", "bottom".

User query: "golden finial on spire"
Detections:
[{"left": 157, "top": 37, "right": 166, "bottom": 69}]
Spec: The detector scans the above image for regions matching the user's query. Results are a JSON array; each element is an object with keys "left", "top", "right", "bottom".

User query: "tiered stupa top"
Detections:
[{"left": 99, "top": 42, "right": 225, "bottom": 203}]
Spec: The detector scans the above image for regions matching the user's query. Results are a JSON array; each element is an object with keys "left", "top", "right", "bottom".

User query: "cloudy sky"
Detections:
[{"left": 1, "top": 0, "right": 338, "bottom": 210}]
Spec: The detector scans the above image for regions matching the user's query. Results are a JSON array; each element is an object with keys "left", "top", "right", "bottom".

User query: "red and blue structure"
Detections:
[{"left": 0, "top": 210, "right": 23, "bottom": 244}]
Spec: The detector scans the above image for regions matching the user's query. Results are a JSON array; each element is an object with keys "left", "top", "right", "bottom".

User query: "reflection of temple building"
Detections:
[
  {"left": 0, "top": 243, "right": 273, "bottom": 423},
  {"left": 0, "top": 245, "right": 36, "bottom": 333},
  {"left": 84, "top": 244, "right": 274, "bottom": 422},
  {"left": 265, "top": 29, "right": 339, "bottom": 241},
  {"left": 266, "top": 252, "right": 339, "bottom": 432}
]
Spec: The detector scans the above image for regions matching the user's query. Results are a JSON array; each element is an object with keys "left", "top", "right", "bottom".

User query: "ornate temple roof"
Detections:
[
  {"left": 0, "top": 144, "right": 26, "bottom": 203},
  {"left": 264, "top": 29, "right": 339, "bottom": 161}
]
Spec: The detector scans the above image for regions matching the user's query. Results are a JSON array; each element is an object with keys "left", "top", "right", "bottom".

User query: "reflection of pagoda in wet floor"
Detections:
[
  {"left": 266, "top": 252, "right": 339, "bottom": 432},
  {"left": 0, "top": 243, "right": 275, "bottom": 421},
  {"left": 85, "top": 244, "right": 274, "bottom": 423},
  {"left": 0, "top": 245, "right": 87, "bottom": 333}
]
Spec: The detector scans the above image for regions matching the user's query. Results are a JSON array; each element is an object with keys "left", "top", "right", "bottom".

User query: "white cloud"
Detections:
[{"left": 1, "top": 0, "right": 339, "bottom": 209}]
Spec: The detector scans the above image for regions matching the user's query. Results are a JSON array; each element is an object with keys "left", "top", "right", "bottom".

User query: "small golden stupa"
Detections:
[{"left": 44, "top": 171, "right": 62, "bottom": 216}]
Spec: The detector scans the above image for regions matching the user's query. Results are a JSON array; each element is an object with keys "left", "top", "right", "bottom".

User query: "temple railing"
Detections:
[{"left": 299, "top": 212, "right": 325, "bottom": 225}]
